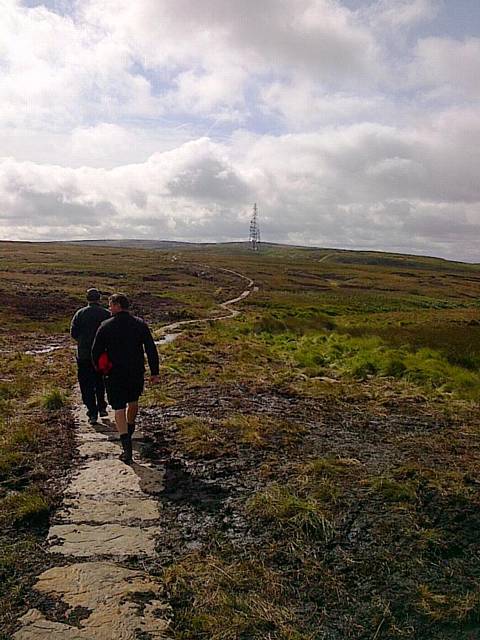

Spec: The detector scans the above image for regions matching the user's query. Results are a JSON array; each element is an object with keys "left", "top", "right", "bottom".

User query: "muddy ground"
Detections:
[{"left": 136, "top": 382, "right": 480, "bottom": 639}]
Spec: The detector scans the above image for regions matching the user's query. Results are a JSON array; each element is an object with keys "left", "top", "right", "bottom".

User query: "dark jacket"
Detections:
[
  {"left": 70, "top": 303, "right": 111, "bottom": 360},
  {"left": 91, "top": 311, "right": 159, "bottom": 378}
]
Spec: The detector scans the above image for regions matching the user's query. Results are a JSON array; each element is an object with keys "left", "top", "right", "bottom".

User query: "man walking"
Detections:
[
  {"left": 92, "top": 293, "right": 159, "bottom": 464},
  {"left": 71, "top": 288, "right": 111, "bottom": 425}
]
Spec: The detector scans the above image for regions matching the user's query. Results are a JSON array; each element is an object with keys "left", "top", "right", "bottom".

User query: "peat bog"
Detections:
[{"left": 1, "top": 240, "right": 480, "bottom": 639}]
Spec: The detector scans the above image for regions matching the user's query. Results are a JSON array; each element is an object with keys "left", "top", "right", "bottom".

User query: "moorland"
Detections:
[{"left": 1, "top": 240, "right": 480, "bottom": 639}]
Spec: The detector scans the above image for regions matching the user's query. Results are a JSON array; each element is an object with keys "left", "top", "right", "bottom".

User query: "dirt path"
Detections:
[
  {"left": 156, "top": 267, "right": 256, "bottom": 337},
  {"left": 13, "top": 270, "right": 255, "bottom": 639}
]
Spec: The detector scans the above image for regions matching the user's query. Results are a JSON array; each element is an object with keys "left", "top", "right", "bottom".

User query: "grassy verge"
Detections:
[{"left": 0, "top": 346, "right": 76, "bottom": 636}]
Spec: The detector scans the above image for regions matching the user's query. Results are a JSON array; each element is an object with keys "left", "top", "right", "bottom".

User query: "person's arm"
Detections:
[
  {"left": 91, "top": 323, "right": 107, "bottom": 369},
  {"left": 70, "top": 310, "right": 81, "bottom": 341},
  {"left": 142, "top": 322, "right": 160, "bottom": 376}
]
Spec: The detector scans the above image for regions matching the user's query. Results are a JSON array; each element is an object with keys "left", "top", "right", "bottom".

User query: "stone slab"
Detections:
[
  {"left": 65, "top": 459, "right": 164, "bottom": 497},
  {"left": 77, "top": 440, "right": 121, "bottom": 457},
  {"left": 56, "top": 497, "right": 160, "bottom": 523},
  {"left": 14, "top": 562, "right": 170, "bottom": 639},
  {"left": 76, "top": 431, "right": 112, "bottom": 442},
  {"left": 48, "top": 523, "right": 160, "bottom": 557}
]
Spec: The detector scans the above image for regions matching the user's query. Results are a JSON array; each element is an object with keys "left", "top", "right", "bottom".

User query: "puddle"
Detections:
[
  {"left": 25, "top": 345, "right": 68, "bottom": 355},
  {"left": 154, "top": 333, "right": 181, "bottom": 346}
]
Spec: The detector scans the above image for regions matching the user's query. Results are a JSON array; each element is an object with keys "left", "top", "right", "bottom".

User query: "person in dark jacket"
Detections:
[
  {"left": 91, "top": 293, "right": 159, "bottom": 464},
  {"left": 70, "top": 288, "right": 111, "bottom": 425}
]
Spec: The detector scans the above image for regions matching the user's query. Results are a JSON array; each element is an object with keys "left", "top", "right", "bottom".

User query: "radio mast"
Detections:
[{"left": 249, "top": 203, "right": 261, "bottom": 251}]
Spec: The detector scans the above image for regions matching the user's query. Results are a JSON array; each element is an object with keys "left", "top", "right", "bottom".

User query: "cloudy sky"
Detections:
[{"left": 1, "top": 0, "right": 479, "bottom": 260}]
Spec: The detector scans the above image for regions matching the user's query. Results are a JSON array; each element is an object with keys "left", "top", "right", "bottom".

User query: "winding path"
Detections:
[
  {"left": 156, "top": 267, "right": 256, "bottom": 338},
  {"left": 14, "top": 269, "right": 255, "bottom": 639}
]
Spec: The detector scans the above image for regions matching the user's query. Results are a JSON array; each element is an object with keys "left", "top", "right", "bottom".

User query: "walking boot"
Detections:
[
  {"left": 119, "top": 433, "right": 133, "bottom": 464},
  {"left": 127, "top": 422, "right": 135, "bottom": 437}
]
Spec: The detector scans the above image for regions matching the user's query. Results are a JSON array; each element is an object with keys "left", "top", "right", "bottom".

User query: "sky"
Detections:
[{"left": 1, "top": 0, "right": 479, "bottom": 260}]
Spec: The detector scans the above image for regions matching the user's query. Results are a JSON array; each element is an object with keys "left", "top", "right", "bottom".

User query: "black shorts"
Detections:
[{"left": 105, "top": 374, "right": 144, "bottom": 410}]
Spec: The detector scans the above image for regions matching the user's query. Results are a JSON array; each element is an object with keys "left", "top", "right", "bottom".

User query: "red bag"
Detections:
[{"left": 97, "top": 352, "right": 113, "bottom": 375}]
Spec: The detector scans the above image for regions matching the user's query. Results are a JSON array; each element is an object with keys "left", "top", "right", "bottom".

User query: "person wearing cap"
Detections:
[
  {"left": 70, "top": 288, "right": 111, "bottom": 425},
  {"left": 92, "top": 293, "right": 159, "bottom": 464}
]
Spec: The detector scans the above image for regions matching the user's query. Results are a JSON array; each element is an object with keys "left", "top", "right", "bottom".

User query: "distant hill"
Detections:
[{"left": 65, "top": 239, "right": 477, "bottom": 272}]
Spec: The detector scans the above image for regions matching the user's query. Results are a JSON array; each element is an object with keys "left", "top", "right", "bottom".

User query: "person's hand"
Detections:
[{"left": 150, "top": 375, "right": 160, "bottom": 384}]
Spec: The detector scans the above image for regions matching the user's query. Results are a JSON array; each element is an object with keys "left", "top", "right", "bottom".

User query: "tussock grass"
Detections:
[
  {"left": 417, "top": 585, "right": 480, "bottom": 624},
  {"left": 175, "top": 414, "right": 305, "bottom": 458},
  {"left": 295, "top": 457, "right": 364, "bottom": 504},
  {"left": 394, "top": 463, "right": 475, "bottom": 501},
  {"left": 223, "top": 413, "right": 267, "bottom": 446},
  {"left": 222, "top": 414, "right": 305, "bottom": 448},
  {"left": 163, "top": 553, "right": 312, "bottom": 639},
  {"left": 246, "top": 484, "right": 334, "bottom": 542},
  {"left": 0, "top": 451, "right": 26, "bottom": 478},
  {"left": 175, "top": 416, "right": 227, "bottom": 458},
  {"left": 0, "top": 419, "right": 40, "bottom": 477},
  {"left": 0, "top": 489, "right": 49, "bottom": 526},
  {"left": 366, "top": 477, "right": 418, "bottom": 503},
  {"left": 265, "top": 332, "right": 480, "bottom": 399},
  {"left": 300, "top": 456, "right": 363, "bottom": 477},
  {"left": 179, "top": 316, "right": 480, "bottom": 400},
  {"left": 41, "top": 387, "right": 67, "bottom": 411},
  {"left": 252, "top": 311, "right": 336, "bottom": 335}
]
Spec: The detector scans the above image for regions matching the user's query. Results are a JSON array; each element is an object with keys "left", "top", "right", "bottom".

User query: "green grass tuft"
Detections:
[
  {"left": 41, "top": 388, "right": 67, "bottom": 411},
  {"left": 246, "top": 484, "right": 334, "bottom": 542},
  {"left": 0, "top": 489, "right": 49, "bottom": 526}
]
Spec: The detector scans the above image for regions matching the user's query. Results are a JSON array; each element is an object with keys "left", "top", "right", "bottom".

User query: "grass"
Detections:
[
  {"left": 206, "top": 320, "right": 480, "bottom": 400},
  {"left": 41, "top": 387, "right": 68, "bottom": 411},
  {"left": 175, "top": 417, "right": 227, "bottom": 458},
  {"left": 0, "top": 333, "right": 76, "bottom": 634},
  {"left": 246, "top": 484, "right": 335, "bottom": 542},
  {"left": 366, "top": 477, "right": 418, "bottom": 503},
  {"left": 417, "top": 585, "right": 480, "bottom": 624},
  {"left": 163, "top": 552, "right": 314, "bottom": 640},
  {"left": 0, "top": 489, "right": 49, "bottom": 526},
  {"left": 174, "top": 414, "right": 306, "bottom": 458}
]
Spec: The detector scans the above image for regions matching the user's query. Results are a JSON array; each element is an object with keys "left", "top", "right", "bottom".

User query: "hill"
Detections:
[{"left": 67, "top": 238, "right": 477, "bottom": 271}]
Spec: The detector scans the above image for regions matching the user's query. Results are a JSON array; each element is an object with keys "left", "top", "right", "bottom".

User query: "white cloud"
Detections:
[
  {"left": 260, "top": 79, "right": 389, "bottom": 128},
  {"left": 411, "top": 36, "right": 480, "bottom": 99},
  {"left": 2, "top": 104, "right": 480, "bottom": 258},
  {"left": 0, "top": 0, "right": 479, "bottom": 260}
]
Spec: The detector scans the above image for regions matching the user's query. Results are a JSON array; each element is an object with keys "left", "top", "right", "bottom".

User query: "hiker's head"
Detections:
[
  {"left": 109, "top": 293, "right": 130, "bottom": 314},
  {"left": 86, "top": 287, "right": 101, "bottom": 302}
]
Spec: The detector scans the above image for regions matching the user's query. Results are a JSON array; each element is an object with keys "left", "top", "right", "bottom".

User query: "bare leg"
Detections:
[
  {"left": 114, "top": 408, "right": 128, "bottom": 435},
  {"left": 126, "top": 401, "right": 138, "bottom": 425}
]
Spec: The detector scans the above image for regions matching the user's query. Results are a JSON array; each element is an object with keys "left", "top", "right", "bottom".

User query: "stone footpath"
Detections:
[
  {"left": 14, "top": 406, "right": 171, "bottom": 639},
  {"left": 13, "top": 271, "right": 256, "bottom": 639}
]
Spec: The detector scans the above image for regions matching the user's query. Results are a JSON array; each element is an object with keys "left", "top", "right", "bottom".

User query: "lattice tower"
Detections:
[{"left": 249, "top": 203, "right": 261, "bottom": 251}]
